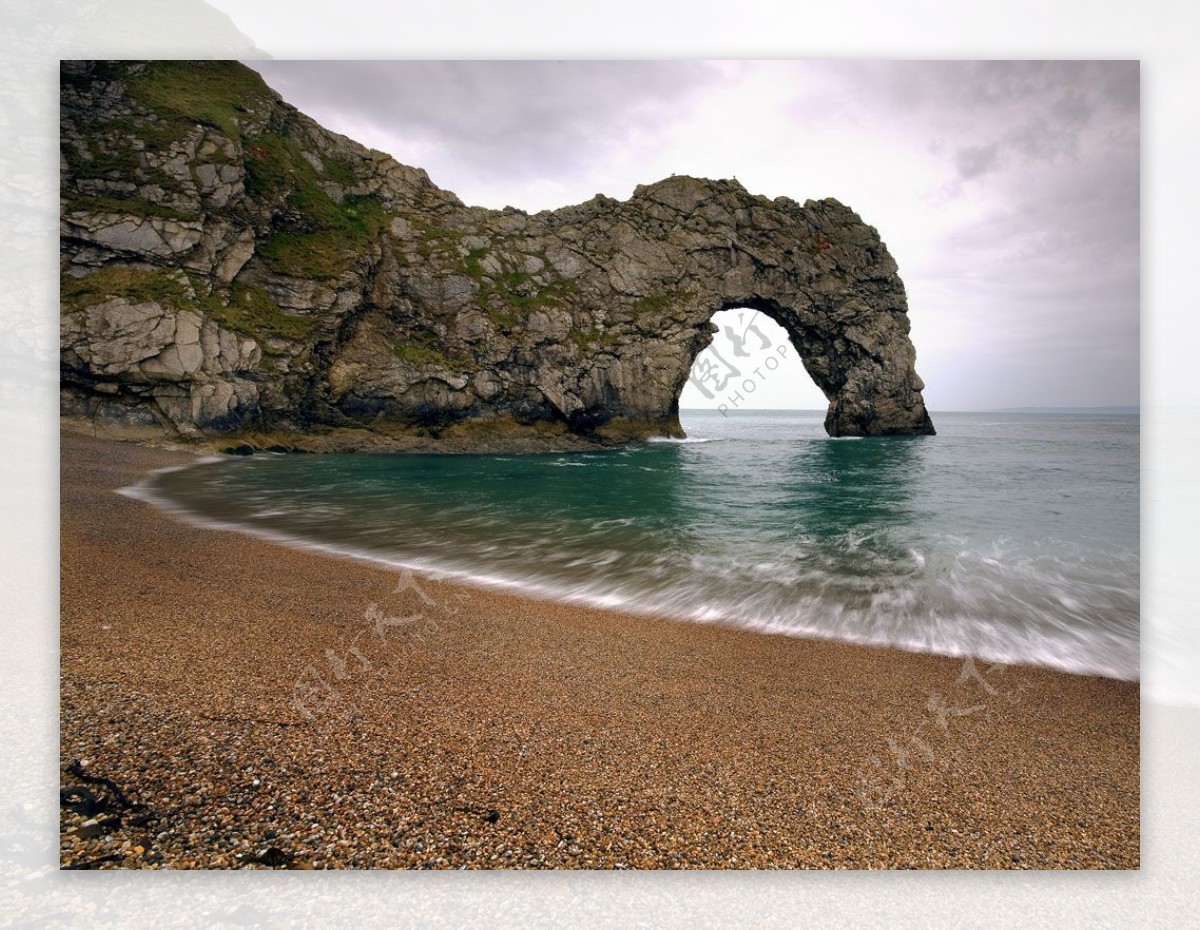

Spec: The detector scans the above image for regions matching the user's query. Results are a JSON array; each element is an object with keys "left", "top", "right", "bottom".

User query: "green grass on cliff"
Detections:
[
  {"left": 449, "top": 241, "right": 583, "bottom": 329},
  {"left": 62, "top": 193, "right": 197, "bottom": 222},
  {"left": 463, "top": 247, "right": 488, "bottom": 278},
  {"left": 569, "top": 327, "right": 623, "bottom": 352},
  {"left": 480, "top": 275, "right": 581, "bottom": 336},
  {"left": 256, "top": 199, "right": 385, "bottom": 280},
  {"left": 412, "top": 224, "right": 470, "bottom": 264},
  {"left": 256, "top": 230, "right": 357, "bottom": 280},
  {"left": 629, "top": 288, "right": 697, "bottom": 318},
  {"left": 64, "top": 61, "right": 272, "bottom": 168},
  {"left": 125, "top": 60, "right": 275, "bottom": 144},
  {"left": 61, "top": 266, "right": 190, "bottom": 311},
  {"left": 203, "top": 283, "right": 318, "bottom": 343},
  {"left": 248, "top": 131, "right": 386, "bottom": 280},
  {"left": 243, "top": 132, "right": 373, "bottom": 220},
  {"left": 392, "top": 330, "right": 474, "bottom": 369},
  {"left": 242, "top": 133, "right": 302, "bottom": 200},
  {"left": 393, "top": 341, "right": 449, "bottom": 367},
  {"left": 61, "top": 266, "right": 316, "bottom": 344}
]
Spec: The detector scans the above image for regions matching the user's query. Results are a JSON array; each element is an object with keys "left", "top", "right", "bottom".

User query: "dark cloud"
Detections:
[
  {"left": 247, "top": 60, "right": 716, "bottom": 193},
  {"left": 880, "top": 60, "right": 1136, "bottom": 115},
  {"left": 955, "top": 142, "right": 1001, "bottom": 179},
  {"left": 834, "top": 60, "right": 1137, "bottom": 177},
  {"left": 961, "top": 62, "right": 1136, "bottom": 170}
]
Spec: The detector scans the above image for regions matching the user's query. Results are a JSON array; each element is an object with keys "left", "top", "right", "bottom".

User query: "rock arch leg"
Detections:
[
  {"left": 703, "top": 298, "right": 935, "bottom": 438},
  {"left": 782, "top": 321, "right": 935, "bottom": 437}
]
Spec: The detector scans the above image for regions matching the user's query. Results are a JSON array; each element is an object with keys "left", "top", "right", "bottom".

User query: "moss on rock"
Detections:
[
  {"left": 204, "top": 283, "right": 318, "bottom": 342},
  {"left": 124, "top": 60, "right": 275, "bottom": 145},
  {"left": 61, "top": 266, "right": 190, "bottom": 311}
]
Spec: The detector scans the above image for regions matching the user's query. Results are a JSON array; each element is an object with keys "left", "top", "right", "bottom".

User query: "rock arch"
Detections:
[
  {"left": 59, "top": 61, "right": 934, "bottom": 450},
  {"left": 514, "top": 177, "right": 936, "bottom": 440}
]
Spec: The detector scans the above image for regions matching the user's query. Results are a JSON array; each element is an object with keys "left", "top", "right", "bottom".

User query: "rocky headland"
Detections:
[{"left": 60, "top": 60, "right": 934, "bottom": 452}]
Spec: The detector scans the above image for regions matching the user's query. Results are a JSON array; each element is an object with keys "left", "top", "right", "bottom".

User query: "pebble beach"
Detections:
[{"left": 59, "top": 430, "right": 1140, "bottom": 870}]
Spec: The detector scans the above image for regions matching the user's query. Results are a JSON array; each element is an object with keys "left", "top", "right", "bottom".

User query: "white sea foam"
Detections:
[{"left": 122, "top": 422, "right": 1140, "bottom": 684}]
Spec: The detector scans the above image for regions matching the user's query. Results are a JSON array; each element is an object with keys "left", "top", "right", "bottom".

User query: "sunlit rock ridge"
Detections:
[{"left": 60, "top": 60, "right": 934, "bottom": 451}]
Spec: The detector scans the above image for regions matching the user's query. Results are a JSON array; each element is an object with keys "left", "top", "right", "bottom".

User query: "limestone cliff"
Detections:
[{"left": 60, "top": 60, "right": 934, "bottom": 451}]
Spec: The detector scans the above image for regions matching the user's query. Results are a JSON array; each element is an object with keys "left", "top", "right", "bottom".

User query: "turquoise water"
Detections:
[{"left": 135, "top": 410, "right": 1139, "bottom": 679}]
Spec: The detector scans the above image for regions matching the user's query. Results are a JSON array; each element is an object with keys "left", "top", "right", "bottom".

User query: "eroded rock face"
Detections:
[{"left": 59, "top": 60, "right": 934, "bottom": 449}]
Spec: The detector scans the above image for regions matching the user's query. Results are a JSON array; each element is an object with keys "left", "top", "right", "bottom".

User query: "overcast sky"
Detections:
[{"left": 246, "top": 60, "right": 1139, "bottom": 411}]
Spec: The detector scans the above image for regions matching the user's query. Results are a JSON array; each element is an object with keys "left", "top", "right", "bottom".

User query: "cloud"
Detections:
[
  {"left": 955, "top": 142, "right": 1002, "bottom": 179},
  {"left": 831, "top": 60, "right": 1136, "bottom": 181},
  {"left": 248, "top": 60, "right": 716, "bottom": 201}
]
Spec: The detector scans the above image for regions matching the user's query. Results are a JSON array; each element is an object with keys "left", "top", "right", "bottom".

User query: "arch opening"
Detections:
[
  {"left": 664, "top": 289, "right": 935, "bottom": 440},
  {"left": 678, "top": 306, "right": 827, "bottom": 418}
]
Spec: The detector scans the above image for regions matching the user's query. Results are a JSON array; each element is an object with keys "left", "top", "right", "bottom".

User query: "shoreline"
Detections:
[
  {"left": 116, "top": 434, "right": 1136, "bottom": 684},
  {"left": 60, "top": 430, "right": 1140, "bottom": 869}
]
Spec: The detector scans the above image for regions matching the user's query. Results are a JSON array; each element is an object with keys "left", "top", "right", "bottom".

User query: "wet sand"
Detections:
[{"left": 59, "top": 430, "right": 1139, "bottom": 869}]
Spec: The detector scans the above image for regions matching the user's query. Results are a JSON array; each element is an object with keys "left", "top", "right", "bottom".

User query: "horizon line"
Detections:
[{"left": 680, "top": 405, "right": 1141, "bottom": 413}]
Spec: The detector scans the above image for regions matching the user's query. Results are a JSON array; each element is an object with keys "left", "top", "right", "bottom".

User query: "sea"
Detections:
[{"left": 130, "top": 410, "right": 1140, "bottom": 680}]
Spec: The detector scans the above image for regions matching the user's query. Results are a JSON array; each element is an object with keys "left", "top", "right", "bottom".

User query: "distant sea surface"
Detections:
[{"left": 135, "top": 410, "right": 1140, "bottom": 680}]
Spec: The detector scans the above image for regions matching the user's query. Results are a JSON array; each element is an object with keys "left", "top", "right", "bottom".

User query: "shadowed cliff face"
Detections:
[{"left": 59, "top": 60, "right": 934, "bottom": 451}]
